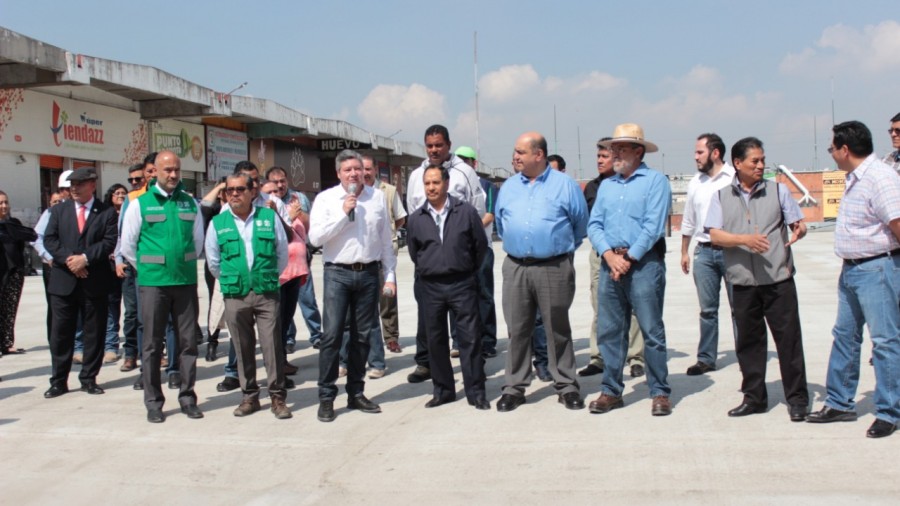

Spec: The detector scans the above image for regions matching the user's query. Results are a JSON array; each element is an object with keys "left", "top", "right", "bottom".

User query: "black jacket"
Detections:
[
  {"left": 407, "top": 196, "right": 487, "bottom": 278},
  {"left": 44, "top": 199, "right": 118, "bottom": 298}
]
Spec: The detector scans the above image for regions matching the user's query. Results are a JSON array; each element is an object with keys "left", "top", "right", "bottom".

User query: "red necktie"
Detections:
[{"left": 77, "top": 205, "right": 86, "bottom": 233}]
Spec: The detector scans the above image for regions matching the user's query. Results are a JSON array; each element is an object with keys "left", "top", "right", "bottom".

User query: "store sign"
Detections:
[
  {"left": 317, "top": 138, "right": 371, "bottom": 151},
  {"left": 150, "top": 119, "right": 205, "bottom": 173},
  {"left": 206, "top": 126, "right": 248, "bottom": 182},
  {"left": 0, "top": 89, "right": 144, "bottom": 163},
  {"left": 274, "top": 140, "right": 321, "bottom": 193},
  {"left": 822, "top": 171, "right": 845, "bottom": 219}
]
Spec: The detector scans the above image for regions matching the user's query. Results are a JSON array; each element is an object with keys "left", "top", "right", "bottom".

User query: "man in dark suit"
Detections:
[
  {"left": 43, "top": 167, "right": 118, "bottom": 398},
  {"left": 406, "top": 165, "right": 489, "bottom": 409}
]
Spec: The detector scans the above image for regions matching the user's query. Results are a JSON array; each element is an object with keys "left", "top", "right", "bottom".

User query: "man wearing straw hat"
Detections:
[{"left": 587, "top": 123, "right": 673, "bottom": 416}]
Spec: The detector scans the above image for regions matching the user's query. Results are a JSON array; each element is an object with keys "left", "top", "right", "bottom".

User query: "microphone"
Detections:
[{"left": 348, "top": 183, "right": 358, "bottom": 221}]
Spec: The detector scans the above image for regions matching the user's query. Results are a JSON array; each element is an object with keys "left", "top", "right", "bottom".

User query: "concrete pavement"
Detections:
[{"left": 0, "top": 230, "right": 897, "bottom": 505}]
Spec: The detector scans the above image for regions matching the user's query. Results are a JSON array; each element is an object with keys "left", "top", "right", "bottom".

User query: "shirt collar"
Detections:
[
  {"left": 849, "top": 153, "right": 878, "bottom": 183},
  {"left": 731, "top": 175, "right": 765, "bottom": 194},
  {"left": 426, "top": 196, "right": 451, "bottom": 215},
  {"left": 517, "top": 164, "right": 552, "bottom": 184}
]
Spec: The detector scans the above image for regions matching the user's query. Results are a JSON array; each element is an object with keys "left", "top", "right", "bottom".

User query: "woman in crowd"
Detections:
[
  {"left": 0, "top": 190, "right": 38, "bottom": 355},
  {"left": 102, "top": 184, "right": 128, "bottom": 363}
]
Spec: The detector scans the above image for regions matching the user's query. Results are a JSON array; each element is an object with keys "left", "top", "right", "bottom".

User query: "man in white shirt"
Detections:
[
  {"left": 680, "top": 133, "right": 737, "bottom": 376},
  {"left": 308, "top": 149, "right": 397, "bottom": 422}
]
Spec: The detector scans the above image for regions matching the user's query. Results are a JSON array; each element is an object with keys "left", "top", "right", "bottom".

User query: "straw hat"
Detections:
[{"left": 597, "top": 123, "right": 658, "bottom": 153}]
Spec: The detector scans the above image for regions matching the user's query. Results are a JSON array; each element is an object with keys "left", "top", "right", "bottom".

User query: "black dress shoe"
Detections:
[
  {"left": 630, "top": 364, "right": 645, "bottom": 378},
  {"left": 578, "top": 363, "right": 604, "bottom": 377},
  {"left": 216, "top": 376, "right": 240, "bottom": 392},
  {"left": 806, "top": 406, "right": 858, "bottom": 423},
  {"left": 468, "top": 396, "right": 491, "bottom": 410},
  {"left": 147, "top": 408, "right": 165, "bottom": 423},
  {"left": 284, "top": 377, "right": 296, "bottom": 389},
  {"left": 866, "top": 419, "right": 896, "bottom": 438},
  {"left": 728, "top": 402, "right": 767, "bottom": 417},
  {"left": 496, "top": 393, "right": 526, "bottom": 412},
  {"left": 789, "top": 405, "right": 808, "bottom": 422},
  {"left": 205, "top": 342, "right": 218, "bottom": 362},
  {"left": 425, "top": 395, "right": 457, "bottom": 408},
  {"left": 559, "top": 392, "right": 585, "bottom": 410},
  {"left": 180, "top": 404, "right": 204, "bottom": 419},
  {"left": 80, "top": 382, "right": 105, "bottom": 395},
  {"left": 686, "top": 361, "right": 716, "bottom": 376},
  {"left": 168, "top": 372, "right": 182, "bottom": 390},
  {"left": 347, "top": 394, "right": 381, "bottom": 413},
  {"left": 43, "top": 385, "right": 68, "bottom": 399},
  {"left": 312, "top": 341, "right": 321, "bottom": 350},
  {"left": 407, "top": 366, "right": 431, "bottom": 383},
  {"left": 133, "top": 377, "right": 144, "bottom": 390},
  {"left": 317, "top": 400, "right": 335, "bottom": 422},
  {"left": 482, "top": 348, "right": 497, "bottom": 358}
]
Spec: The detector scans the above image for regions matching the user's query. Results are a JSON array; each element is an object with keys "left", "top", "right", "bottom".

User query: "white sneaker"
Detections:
[
  {"left": 103, "top": 351, "right": 119, "bottom": 364},
  {"left": 368, "top": 368, "right": 386, "bottom": 379}
]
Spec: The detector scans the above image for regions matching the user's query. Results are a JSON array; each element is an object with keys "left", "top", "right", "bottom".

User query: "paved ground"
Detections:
[{"left": 0, "top": 229, "right": 897, "bottom": 505}]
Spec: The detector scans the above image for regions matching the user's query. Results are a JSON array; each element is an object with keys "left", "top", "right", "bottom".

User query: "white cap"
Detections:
[{"left": 58, "top": 170, "right": 73, "bottom": 188}]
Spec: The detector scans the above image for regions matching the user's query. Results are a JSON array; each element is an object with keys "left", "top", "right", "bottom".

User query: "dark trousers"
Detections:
[
  {"left": 42, "top": 266, "right": 52, "bottom": 342},
  {"left": 413, "top": 275, "right": 429, "bottom": 368},
  {"left": 280, "top": 276, "right": 302, "bottom": 347},
  {"left": 121, "top": 264, "right": 140, "bottom": 359},
  {"left": 422, "top": 274, "right": 486, "bottom": 401},
  {"left": 318, "top": 263, "right": 379, "bottom": 401},
  {"left": 140, "top": 284, "right": 199, "bottom": 410},
  {"left": 48, "top": 291, "right": 105, "bottom": 386},
  {"left": 732, "top": 278, "right": 809, "bottom": 407}
]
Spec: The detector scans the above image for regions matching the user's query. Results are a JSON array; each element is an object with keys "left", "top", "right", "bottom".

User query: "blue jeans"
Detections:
[
  {"left": 826, "top": 256, "right": 900, "bottom": 424},
  {"left": 692, "top": 245, "right": 735, "bottom": 366},
  {"left": 340, "top": 318, "right": 386, "bottom": 371},
  {"left": 318, "top": 263, "right": 380, "bottom": 400},
  {"left": 597, "top": 252, "right": 670, "bottom": 398},
  {"left": 121, "top": 264, "right": 141, "bottom": 359},
  {"left": 105, "top": 276, "right": 123, "bottom": 353},
  {"left": 295, "top": 270, "right": 323, "bottom": 345}
]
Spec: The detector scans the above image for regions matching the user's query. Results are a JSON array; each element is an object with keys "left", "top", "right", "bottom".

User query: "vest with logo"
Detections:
[
  {"left": 135, "top": 181, "right": 198, "bottom": 286},
  {"left": 719, "top": 180, "right": 795, "bottom": 286},
  {"left": 212, "top": 206, "right": 279, "bottom": 297}
]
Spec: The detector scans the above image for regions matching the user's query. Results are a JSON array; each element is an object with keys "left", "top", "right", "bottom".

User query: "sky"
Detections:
[{"left": 3, "top": 0, "right": 899, "bottom": 179}]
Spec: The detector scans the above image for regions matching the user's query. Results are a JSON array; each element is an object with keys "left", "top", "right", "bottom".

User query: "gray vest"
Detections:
[{"left": 719, "top": 180, "right": 795, "bottom": 286}]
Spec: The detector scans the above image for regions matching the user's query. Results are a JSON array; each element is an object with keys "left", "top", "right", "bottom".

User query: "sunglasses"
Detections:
[
  {"left": 128, "top": 177, "right": 144, "bottom": 183},
  {"left": 889, "top": 128, "right": 900, "bottom": 136},
  {"left": 225, "top": 186, "right": 249, "bottom": 195}
]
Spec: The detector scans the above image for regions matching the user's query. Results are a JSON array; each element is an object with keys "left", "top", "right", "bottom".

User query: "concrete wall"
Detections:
[{"left": 0, "top": 150, "right": 41, "bottom": 226}]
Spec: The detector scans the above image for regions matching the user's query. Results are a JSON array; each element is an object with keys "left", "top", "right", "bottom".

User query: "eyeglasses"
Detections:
[
  {"left": 827, "top": 147, "right": 834, "bottom": 154},
  {"left": 889, "top": 128, "right": 900, "bottom": 136},
  {"left": 225, "top": 186, "right": 249, "bottom": 195},
  {"left": 113, "top": 191, "right": 128, "bottom": 196},
  {"left": 128, "top": 177, "right": 144, "bottom": 183}
]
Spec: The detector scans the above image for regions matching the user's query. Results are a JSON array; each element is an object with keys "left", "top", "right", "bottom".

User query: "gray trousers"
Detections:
[
  {"left": 589, "top": 248, "right": 644, "bottom": 367},
  {"left": 378, "top": 257, "right": 399, "bottom": 343},
  {"left": 224, "top": 290, "right": 286, "bottom": 401},
  {"left": 501, "top": 254, "right": 579, "bottom": 396},
  {"left": 140, "top": 284, "right": 198, "bottom": 411}
]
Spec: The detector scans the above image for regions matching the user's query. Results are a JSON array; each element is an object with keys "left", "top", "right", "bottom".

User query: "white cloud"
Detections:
[
  {"left": 479, "top": 64, "right": 541, "bottom": 103},
  {"left": 571, "top": 71, "right": 627, "bottom": 93},
  {"left": 780, "top": 20, "right": 900, "bottom": 75},
  {"left": 357, "top": 83, "right": 447, "bottom": 134}
]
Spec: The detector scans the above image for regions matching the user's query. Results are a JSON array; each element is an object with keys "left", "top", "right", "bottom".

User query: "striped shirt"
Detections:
[
  {"left": 834, "top": 154, "right": 900, "bottom": 260},
  {"left": 883, "top": 150, "right": 900, "bottom": 174}
]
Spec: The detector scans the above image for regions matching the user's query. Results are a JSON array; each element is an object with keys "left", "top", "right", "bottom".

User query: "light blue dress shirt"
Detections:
[
  {"left": 588, "top": 164, "right": 672, "bottom": 261},
  {"left": 495, "top": 165, "right": 588, "bottom": 258}
]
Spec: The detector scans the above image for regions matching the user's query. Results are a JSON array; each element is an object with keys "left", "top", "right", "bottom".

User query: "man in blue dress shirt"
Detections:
[
  {"left": 494, "top": 131, "right": 589, "bottom": 412},
  {"left": 587, "top": 123, "right": 673, "bottom": 417}
]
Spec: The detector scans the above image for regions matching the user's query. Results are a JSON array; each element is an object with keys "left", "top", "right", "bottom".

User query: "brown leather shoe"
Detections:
[
  {"left": 283, "top": 362, "right": 298, "bottom": 376},
  {"left": 652, "top": 396, "right": 672, "bottom": 416},
  {"left": 386, "top": 341, "right": 402, "bottom": 353},
  {"left": 120, "top": 357, "right": 137, "bottom": 372},
  {"left": 588, "top": 393, "right": 624, "bottom": 414},
  {"left": 233, "top": 398, "right": 261, "bottom": 417},
  {"left": 271, "top": 398, "right": 292, "bottom": 420},
  {"left": 160, "top": 356, "right": 168, "bottom": 368}
]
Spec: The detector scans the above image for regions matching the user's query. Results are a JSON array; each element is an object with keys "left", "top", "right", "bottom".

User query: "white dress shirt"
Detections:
[
  {"left": 426, "top": 200, "right": 450, "bottom": 242},
  {"left": 120, "top": 182, "right": 205, "bottom": 266},
  {"left": 31, "top": 208, "right": 53, "bottom": 263},
  {"left": 406, "top": 154, "right": 486, "bottom": 218},
  {"left": 681, "top": 163, "right": 735, "bottom": 243},
  {"left": 205, "top": 206, "right": 288, "bottom": 279},
  {"left": 308, "top": 184, "right": 397, "bottom": 283}
]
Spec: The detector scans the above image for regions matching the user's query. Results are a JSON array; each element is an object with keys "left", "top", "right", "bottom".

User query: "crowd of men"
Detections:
[{"left": 26, "top": 117, "right": 900, "bottom": 439}]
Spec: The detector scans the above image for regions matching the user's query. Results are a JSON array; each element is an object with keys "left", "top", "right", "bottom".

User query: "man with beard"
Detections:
[
  {"left": 587, "top": 124, "right": 672, "bottom": 417},
  {"left": 680, "top": 133, "right": 737, "bottom": 376}
]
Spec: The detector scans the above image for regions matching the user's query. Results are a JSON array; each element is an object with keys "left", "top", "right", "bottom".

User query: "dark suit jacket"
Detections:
[{"left": 44, "top": 199, "right": 118, "bottom": 298}]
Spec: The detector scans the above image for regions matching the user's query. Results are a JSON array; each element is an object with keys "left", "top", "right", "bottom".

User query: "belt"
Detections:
[
  {"left": 508, "top": 253, "right": 568, "bottom": 265},
  {"left": 697, "top": 242, "right": 724, "bottom": 251},
  {"left": 325, "top": 261, "right": 380, "bottom": 271},
  {"left": 843, "top": 249, "right": 900, "bottom": 266}
]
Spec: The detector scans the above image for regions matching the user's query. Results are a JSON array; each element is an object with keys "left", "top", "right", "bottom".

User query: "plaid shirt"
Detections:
[
  {"left": 883, "top": 150, "right": 900, "bottom": 174},
  {"left": 835, "top": 154, "right": 900, "bottom": 259}
]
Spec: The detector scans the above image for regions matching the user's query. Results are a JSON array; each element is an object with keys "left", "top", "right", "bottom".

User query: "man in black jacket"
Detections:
[{"left": 407, "top": 165, "right": 489, "bottom": 410}]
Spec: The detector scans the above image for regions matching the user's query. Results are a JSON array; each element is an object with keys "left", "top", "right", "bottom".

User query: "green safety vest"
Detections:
[
  {"left": 135, "top": 180, "right": 199, "bottom": 286},
  {"left": 212, "top": 206, "right": 280, "bottom": 297}
]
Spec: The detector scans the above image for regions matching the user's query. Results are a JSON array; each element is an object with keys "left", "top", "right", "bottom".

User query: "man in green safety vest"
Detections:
[
  {"left": 205, "top": 173, "right": 291, "bottom": 419},
  {"left": 120, "top": 150, "right": 206, "bottom": 424}
]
